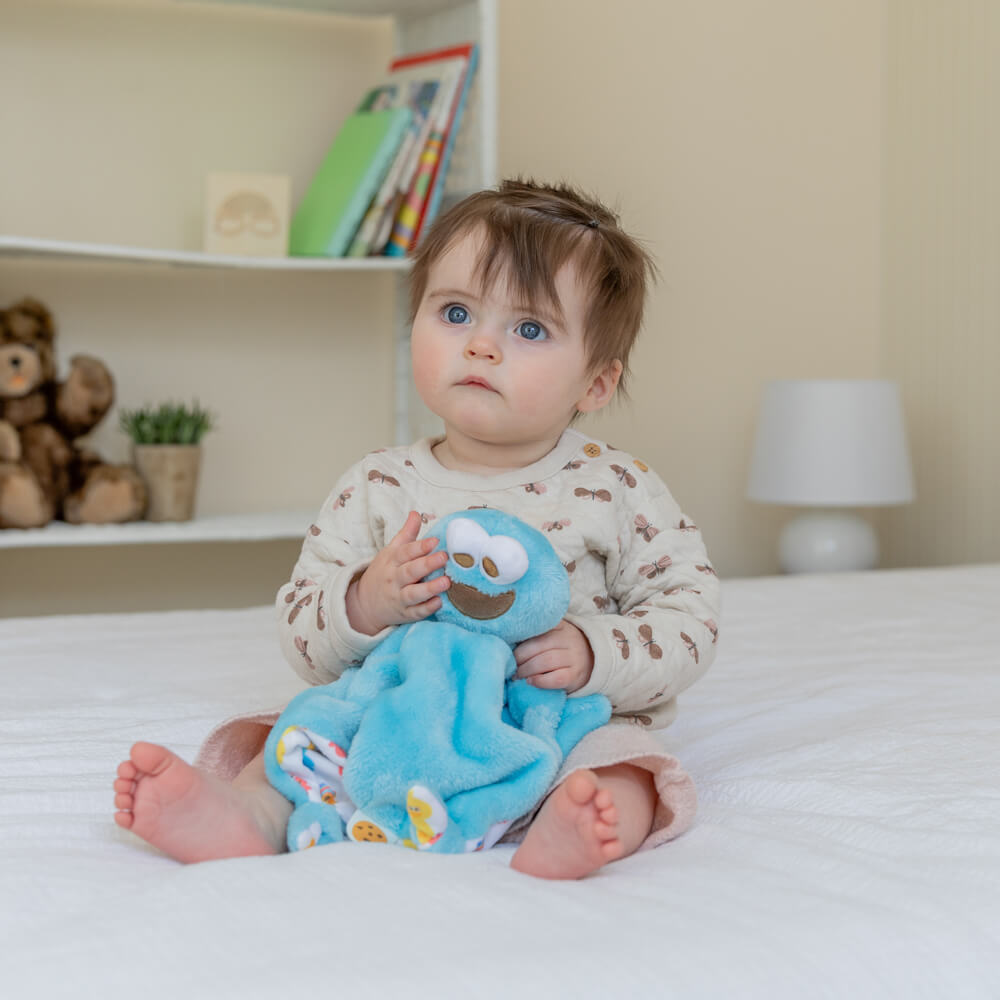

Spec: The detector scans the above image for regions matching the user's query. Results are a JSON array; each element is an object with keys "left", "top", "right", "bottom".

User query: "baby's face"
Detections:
[{"left": 410, "top": 231, "right": 604, "bottom": 458}]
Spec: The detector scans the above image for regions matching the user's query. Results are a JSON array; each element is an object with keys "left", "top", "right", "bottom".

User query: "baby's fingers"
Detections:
[
  {"left": 398, "top": 578, "right": 450, "bottom": 621},
  {"left": 402, "top": 574, "right": 450, "bottom": 608},
  {"left": 404, "top": 598, "right": 443, "bottom": 622},
  {"left": 515, "top": 646, "right": 563, "bottom": 678},
  {"left": 524, "top": 666, "right": 574, "bottom": 690},
  {"left": 388, "top": 511, "right": 424, "bottom": 551},
  {"left": 395, "top": 534, "right": 437, "bottom": 564},
  {"left": 397, "top": 547, "right": 448, "bottom": 586}
]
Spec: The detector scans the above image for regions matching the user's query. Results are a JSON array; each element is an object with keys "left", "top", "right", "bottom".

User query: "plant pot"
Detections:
[{"left": 132, "top": 444, "right": 203, "bottom": 522}]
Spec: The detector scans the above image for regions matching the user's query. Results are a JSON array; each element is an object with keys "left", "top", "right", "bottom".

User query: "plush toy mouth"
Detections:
[{"left": 446, "top": 581, "right": 515, "bottom": 620}]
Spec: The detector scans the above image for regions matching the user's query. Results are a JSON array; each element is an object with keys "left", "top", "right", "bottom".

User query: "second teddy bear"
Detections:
[{"left": 0, "top": 297, "right": 146, "bottom": 529}]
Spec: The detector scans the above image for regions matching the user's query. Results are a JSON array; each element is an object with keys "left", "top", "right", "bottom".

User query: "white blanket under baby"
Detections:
[{"left": 1, "top": 563, "right": 998, "bottom": 998}]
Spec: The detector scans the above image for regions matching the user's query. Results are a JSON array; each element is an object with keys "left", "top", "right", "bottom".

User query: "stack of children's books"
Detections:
[{"left": 289, "top": 43, "right": 478, "bottom": 259}]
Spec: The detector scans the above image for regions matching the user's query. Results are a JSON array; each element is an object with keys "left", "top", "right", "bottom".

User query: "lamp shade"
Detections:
[{"left": 747, "top": 379, "right": 915, "bottom": 506}]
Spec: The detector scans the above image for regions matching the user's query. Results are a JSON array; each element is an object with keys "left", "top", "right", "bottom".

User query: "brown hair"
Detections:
[{"left": 408, "top": 178, "right": 657, "bottom": 399}]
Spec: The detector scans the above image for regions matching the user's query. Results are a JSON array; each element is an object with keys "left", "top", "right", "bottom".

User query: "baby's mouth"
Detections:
[
  {"left": 457, "top": 377, "right": 497, "bottom": 392},
  {"left": 447, "top": 581, "right": 514, "bottom": 620}
]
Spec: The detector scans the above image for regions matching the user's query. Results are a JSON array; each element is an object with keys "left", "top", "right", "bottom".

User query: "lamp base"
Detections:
[{"left": 778, "top": 511, "right": 878, "bottom": 574}]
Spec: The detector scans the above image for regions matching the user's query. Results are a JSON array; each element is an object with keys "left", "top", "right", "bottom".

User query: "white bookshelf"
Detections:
[
  {"left": 0, "top": 235, "right": 409, "bottom": 272},
  {"left": 1, "top": 0, "right": 496, "bottom": 552},
  {"left": 0, "top": 510, "right": 316, "bottom": 549}
]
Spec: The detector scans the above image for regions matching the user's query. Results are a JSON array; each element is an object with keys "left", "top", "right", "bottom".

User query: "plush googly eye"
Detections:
[
  {"left": 481, "top": 534, "right": 529, "bottom": 585},
  {"left": 446, "top": 517, "right": 489, "bottom": 570}
]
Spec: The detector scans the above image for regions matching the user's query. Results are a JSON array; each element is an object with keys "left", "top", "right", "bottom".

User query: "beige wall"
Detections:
[
  {"left": 499, "top": 0, "right": 884, "bottom": 577},
  {"left": 882, "top": 0, "right": 1000, "bottom": 567},
  {"left": 10, "top": 0, "right": 986, "bottom": 616}
]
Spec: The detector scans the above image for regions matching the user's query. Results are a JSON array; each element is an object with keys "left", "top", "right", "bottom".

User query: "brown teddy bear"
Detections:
[{"left": 0, "top": 297, "right": 147, "bottom": 529}]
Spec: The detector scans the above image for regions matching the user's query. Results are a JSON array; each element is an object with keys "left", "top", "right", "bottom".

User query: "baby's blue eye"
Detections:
[
  {"left": 445, "top": 304, "right": 470, "bottom": 324},
  {"left": 516, "top": 321, "right": 547, "bottom": 341}
]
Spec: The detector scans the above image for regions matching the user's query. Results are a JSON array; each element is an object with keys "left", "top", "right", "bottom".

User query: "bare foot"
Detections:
[
  {"left": 510, "top": 769, "right": 624, "bottom": 879},
  {"left": 113, "top": 742, "right": 279, "bottom": 863}
]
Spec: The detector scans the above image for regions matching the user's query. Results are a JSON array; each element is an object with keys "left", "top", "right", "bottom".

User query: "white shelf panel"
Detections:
[
  {"left": 0, "top": 236, "right": 410, "bottom": 272},
  {"left": 173, "top": 0, "right": 468, "bottom": 14},
  {"left": 0, "top": 510, "right": 314, "bottom": 549},
  {"left": 36, "top": 1, "right": 464, "bottom": 21}
]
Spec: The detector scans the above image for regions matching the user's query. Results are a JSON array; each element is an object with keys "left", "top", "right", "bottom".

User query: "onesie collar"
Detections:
[{"left": 407, "top": 429, "right": 590, "bottom": 492}]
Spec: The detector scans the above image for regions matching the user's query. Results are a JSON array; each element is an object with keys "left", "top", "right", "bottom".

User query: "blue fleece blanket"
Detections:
[{"left": 265, "top": 509, "right": 611, "bottom": 853}]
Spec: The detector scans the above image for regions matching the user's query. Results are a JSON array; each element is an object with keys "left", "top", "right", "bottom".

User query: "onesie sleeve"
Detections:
[
  {"left": 566, "top": 475, "right": 721, "bottom": 716},
  {"left": 275, "top": 460, "right": 395, "bottom": 685}
]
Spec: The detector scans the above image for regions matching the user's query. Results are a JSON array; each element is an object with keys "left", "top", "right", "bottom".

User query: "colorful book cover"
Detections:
[
  {"left": 289, "top": 107, "right": 412, "bottom": 258},
  {"left": 414, "top": 43, "right": 479, "bottom": 246},
  {"left": 369, "top": 60, "right": 465, "bottom": 255},
  {"left": 384, "top": 133, "right": 444, "bottom": 257},
  {"left": 347, "top": 77, "right": 441, "bottom": 258},
  {"left": 383, "top": 44, "right": 476, "bottom": 258}
]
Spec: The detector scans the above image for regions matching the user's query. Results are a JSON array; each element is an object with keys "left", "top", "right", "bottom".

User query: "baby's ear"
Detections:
[{"left": 576, "top": 359, "right": 622, "bottom": 414}]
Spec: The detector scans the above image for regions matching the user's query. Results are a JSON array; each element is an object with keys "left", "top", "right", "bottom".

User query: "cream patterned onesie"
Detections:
[{"left": 266, "top": 428, "right": 721, "bottom": 848}]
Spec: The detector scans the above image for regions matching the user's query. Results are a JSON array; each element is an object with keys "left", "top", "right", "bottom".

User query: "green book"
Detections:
[{"left": 289, "top": 107, "right": 412, "bottom": 257}]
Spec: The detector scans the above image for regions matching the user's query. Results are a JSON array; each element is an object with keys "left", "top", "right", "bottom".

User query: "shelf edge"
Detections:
[
  {"left": 0, "top": 235, "right": 410, "bottom": 272},
  {"left": 0, "top": 510, "right": 315, "bottom": 549}
]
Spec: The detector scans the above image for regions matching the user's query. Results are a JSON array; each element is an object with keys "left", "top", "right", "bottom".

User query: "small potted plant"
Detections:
[{"left": 119, "top": 401, "right": 215, "bottom": 522}]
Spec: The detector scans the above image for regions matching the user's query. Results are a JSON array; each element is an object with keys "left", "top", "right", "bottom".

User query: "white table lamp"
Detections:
[{"left": 747, "top": 379, "right": 915, "bottom": 573}]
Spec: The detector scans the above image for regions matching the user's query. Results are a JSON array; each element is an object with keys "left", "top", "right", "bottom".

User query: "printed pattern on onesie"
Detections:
[{"left": 275, "top": 431, "right": 721, "bottom": 723}]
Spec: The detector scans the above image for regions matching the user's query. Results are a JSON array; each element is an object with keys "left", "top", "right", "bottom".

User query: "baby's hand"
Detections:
[
  {"left": 346, "top": 510, "right": 450, "bottom": 635},
  {"left": 514, "top": 620, "right": 594, "bottom": 694}
]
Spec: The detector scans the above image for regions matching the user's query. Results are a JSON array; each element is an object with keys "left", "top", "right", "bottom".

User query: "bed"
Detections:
[{"left": 2, "top": 563, "right": 998, "bottom": 998}]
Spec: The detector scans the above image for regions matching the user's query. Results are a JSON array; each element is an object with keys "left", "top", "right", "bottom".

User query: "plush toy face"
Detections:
[
  {"left": 423, "top": 509, "right": 570, "bottom": 645},
  {"left": 0, "top": 299, "right": 56, "bottom": 399}
]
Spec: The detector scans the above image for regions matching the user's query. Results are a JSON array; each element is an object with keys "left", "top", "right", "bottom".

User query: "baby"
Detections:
[{"left": 113, "top": 178, "right": 721, "bottom": 879}]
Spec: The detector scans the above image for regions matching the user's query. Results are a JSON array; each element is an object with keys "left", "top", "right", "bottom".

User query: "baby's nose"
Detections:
[{"left": 463, "top": 333, "right": 502, "bottom": 363}]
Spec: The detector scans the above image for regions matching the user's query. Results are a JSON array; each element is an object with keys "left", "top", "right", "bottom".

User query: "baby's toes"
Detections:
[
  {"left": 600, "top": 838, "right": 625, "bottom": 862},
  {"left": 113, "top": 791, "right": 136, "bottom": 827},
  {"left": 113, "top": 810, "right": 135, "bottom": 830},
  {"left": 594, "top": 786, "right": 614, "bottom": 811},
  {"left": 594, "top": 818, "right": 618, "bottom": 841},
  {"left": 117, "top": 759, "right": 138, "bottom": 782},
  {"left": 596, "top": 800, "right": 618, "bottom": 829}
]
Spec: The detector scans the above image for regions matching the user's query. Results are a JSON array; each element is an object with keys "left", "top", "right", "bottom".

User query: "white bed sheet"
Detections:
[{"left": 2, "top": 564, "right": 998, "bottom": 999}]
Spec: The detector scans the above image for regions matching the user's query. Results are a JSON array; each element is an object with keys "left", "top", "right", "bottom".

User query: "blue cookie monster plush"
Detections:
[{"left": 264, "top": 509, "right": 611, "bottom": 854}]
